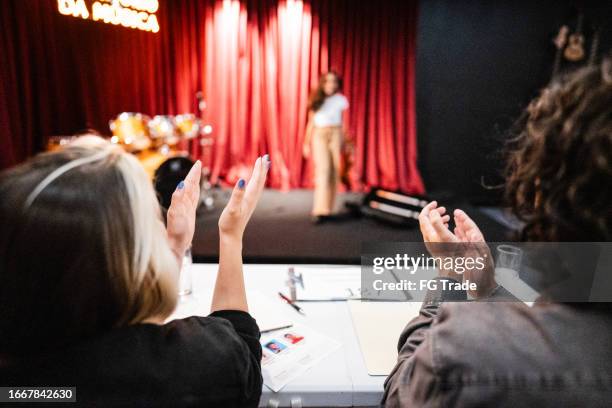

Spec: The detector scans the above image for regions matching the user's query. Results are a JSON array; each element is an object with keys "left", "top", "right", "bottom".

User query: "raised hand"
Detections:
[
  {"left": 212, "top": 155, "right": 270, "bottom": 313},
  {"left": 418, "top": 202, "right": 485, "bottom": 245},
  {"left": 452, "top": 209, "right": 495, "bottom": 297},
  {"left": 166, "top": 160, "right": 202, "bottom": 261},
  {"left": 418, "top": 201, "right": 453, "bottom": 244},
  {"left": 453, "top": 209, "right": 485, "bottom": 243},
  {"left": 418, "top": 201, "right": 496, "bottom": 298},
  {"left": 218, "top": 155, "right": 270, "bottom": 240}
]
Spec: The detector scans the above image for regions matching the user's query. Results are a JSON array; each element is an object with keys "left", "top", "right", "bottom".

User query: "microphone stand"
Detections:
[{"left": 196, "top": 91, "right": 215, "bottom": 210}]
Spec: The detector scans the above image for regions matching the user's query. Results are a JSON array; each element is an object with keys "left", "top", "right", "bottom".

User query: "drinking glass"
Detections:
[
  {"left": 178, "top": 247, "right": 193, "bottom": 297},
  {"left": 495, "top": 244, "right": 523, "bottom": 279}
]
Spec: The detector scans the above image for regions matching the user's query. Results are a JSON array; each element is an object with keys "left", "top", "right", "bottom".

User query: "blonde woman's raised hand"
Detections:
[
  {"left": 219, "top": 155, "right": 270, "bottom": 240},
  {"left": 167, "top": 160, "right": 202, "bottom": 259}
]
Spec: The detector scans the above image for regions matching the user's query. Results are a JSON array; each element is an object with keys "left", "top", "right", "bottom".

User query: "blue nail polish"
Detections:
[
  {"left": 177, "top": 181, "right": 185, "bottom": 190},
  {"left": 263, "top": 154, "right": 269, "bottom": 162},
  {"left": 238, "top": 179, "right": 245, "bottom": 189}
]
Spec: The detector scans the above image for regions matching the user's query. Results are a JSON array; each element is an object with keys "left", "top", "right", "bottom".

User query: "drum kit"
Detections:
[
  {"left": 108, "top": 108, "right": 215, "bottom": 210},
  {"left": 45, "top": 90, "right": 216, "bottom": 210},
  {"left": 108, "top": 112, "right": 208, "bottom": 153}
]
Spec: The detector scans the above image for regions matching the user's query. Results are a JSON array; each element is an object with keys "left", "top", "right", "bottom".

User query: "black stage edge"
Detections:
[{"left": 192, "top": 189, "right": 515, "bottom": 264}]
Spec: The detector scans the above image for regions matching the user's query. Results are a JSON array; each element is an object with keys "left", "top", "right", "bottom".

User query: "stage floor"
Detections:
[{"left": 192, "top": 189, "right": 514, "bottom": 264}]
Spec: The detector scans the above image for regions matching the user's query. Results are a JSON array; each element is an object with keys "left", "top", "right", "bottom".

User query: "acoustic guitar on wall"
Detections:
[
  {"left": 552, "top": 25, "right": 569, "bottom": 79},
  {"left": 564, "top": 12, "right": 585, "bottom": 62}
]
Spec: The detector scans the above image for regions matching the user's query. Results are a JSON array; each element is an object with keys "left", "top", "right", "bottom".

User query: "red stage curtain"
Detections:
[
  {"left": 0, "top": 0, "right": 424, "bottom": 194},
  {"left": 0, "top": 0, "right": 171, "bottom": 166}
]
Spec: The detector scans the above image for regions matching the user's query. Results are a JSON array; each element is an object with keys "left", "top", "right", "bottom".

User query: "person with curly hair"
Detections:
[{"left": 382, "top": 58, "right": 612, "bottom": 407}]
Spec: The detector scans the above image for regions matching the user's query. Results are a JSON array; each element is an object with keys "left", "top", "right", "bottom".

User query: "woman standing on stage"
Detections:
[{"left": 303, "top": 71, "right": 350, "bottom": 223}]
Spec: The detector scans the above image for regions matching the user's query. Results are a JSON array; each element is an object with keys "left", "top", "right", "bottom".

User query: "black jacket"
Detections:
[{"left": 0, "top": 310, "right": 263, "bottom": 407}]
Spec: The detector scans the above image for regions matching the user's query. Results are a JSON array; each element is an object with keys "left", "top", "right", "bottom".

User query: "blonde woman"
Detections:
[
  {"left": 303, "top": 71, "right": 349, "bottom": 223},
  {"left": 0, "top": 136, "right": 270, "bottom": 407}
]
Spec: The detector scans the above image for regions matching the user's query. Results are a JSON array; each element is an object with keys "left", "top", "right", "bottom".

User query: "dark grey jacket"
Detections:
[{"left": 382, "top": 287, "right": 612, "bottom": 407}]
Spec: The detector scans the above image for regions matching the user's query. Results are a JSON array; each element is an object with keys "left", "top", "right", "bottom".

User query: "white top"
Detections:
[{"left": 313, "top": 93, "right": 349, "bottom": 127}]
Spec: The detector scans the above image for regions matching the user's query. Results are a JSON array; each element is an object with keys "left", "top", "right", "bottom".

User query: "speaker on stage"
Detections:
[{"left": 347, "top": 188, "right": 429, "bottom": 227}]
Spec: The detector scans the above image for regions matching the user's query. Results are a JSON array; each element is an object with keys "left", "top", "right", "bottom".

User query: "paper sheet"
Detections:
[
  {"left": 292, "top": 266, "right": 362, "bottom": 300},
  {"left": 167, "top": 290, "right": 294, "bottom": 333},
  {"left": 292, "top": 266, "right": 412, "bottom": 301},
  {"left": 348, "top": 300, "right": 421, "bottom": 376},
  {"left": 260, "top": 324, "right": 342, "bottom": 392}
]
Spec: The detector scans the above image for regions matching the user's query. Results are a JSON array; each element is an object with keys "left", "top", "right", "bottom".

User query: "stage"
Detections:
[{"left": 192, "top": 189, "right": 515, "bottom": 264}]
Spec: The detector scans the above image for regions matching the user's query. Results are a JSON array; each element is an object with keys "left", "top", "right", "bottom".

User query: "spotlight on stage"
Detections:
[{"left": 347, "top": 188, "right": 429, "bottom": 227}]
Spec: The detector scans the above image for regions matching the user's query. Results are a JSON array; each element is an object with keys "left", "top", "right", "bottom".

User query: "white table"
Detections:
[{"left": 184, "top": 264, "right": 386, "bottom": 408}]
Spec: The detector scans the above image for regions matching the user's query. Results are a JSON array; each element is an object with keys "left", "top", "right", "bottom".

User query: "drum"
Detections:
[
  {"left": 136, "top": 149, "right": 177, "bottom": 180},
  {"left": 174, "top": 114, "right": 201, "bottom": 139},
  {"left": 109, "top": 112, "right": 151, "bottom": 152},
  {"left": 148, "top": 115, "right": 180, "bottom": 146},
  {"left": 154, "top": 156, "right": 195, "bottom": 209}
]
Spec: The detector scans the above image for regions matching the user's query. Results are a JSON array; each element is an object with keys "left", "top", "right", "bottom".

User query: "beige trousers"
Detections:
[{"left": 311, "top": 126, "right": 343, "bottom": 215}]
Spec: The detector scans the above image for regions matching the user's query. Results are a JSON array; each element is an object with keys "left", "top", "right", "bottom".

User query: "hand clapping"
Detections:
[
  {"left": 219, "top": 155, "right": 271, "bottom": 240},
  {"left": 166, "top": 160, "right": 202, "bottom": 261},
  {"left": 418, "top": 201, "right": 496, "bottom": 298}
]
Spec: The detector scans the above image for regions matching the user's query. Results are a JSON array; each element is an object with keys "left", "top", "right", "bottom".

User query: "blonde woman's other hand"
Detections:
[
  {"left": 167, "top": 160, "right": 202, "bottom": 259},
  {"left": 219, "top": 155, "right": 270, "bottom": 241}
]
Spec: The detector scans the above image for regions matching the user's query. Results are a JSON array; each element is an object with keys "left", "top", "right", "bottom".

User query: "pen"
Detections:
[{"left": 278, "top": 292, "right": 306, "bottom": 315}]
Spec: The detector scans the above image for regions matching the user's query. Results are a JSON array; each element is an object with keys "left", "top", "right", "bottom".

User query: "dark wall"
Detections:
[{"left": 416, "top": 0, "right": 612, "bottom": 203}]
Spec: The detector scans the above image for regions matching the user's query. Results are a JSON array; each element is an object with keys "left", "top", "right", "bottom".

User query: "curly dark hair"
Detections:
[
  {"left": 505, "top": 58, "right": 612, "bottom": 242},
  {"left": 308, "top": 71, "right": 343, "bottom": 112}
]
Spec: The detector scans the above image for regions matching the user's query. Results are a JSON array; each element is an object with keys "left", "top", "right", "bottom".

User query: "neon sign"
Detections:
[{"left": 57, "top": 0, "right": 160, "bottom": 33}]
